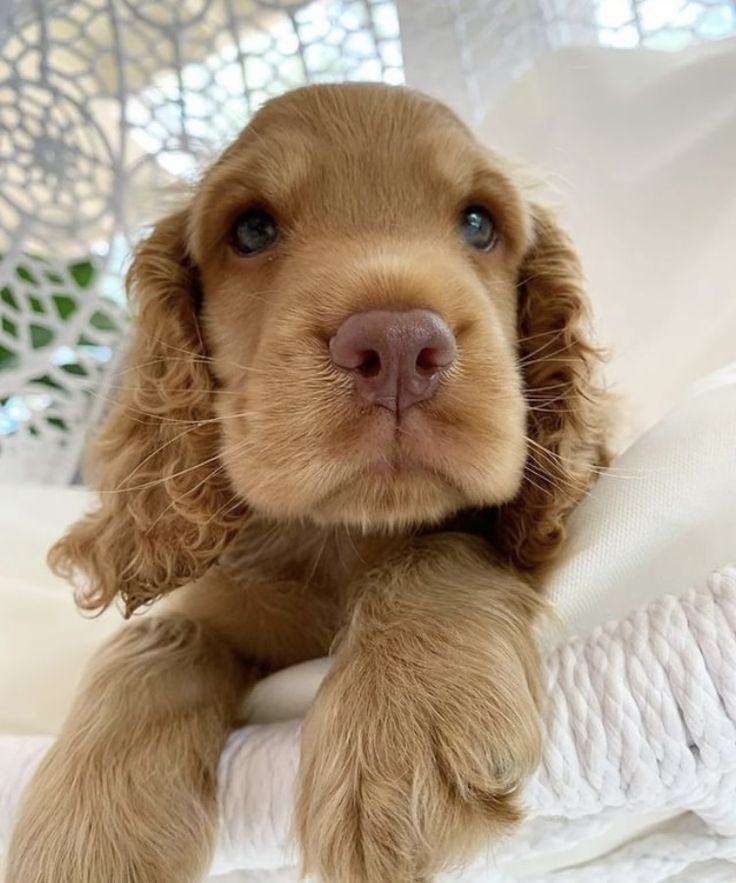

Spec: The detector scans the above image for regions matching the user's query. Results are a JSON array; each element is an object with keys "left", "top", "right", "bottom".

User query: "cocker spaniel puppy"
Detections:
[{"left": 7, "top": 83, "right": 607, "bottom": 883}]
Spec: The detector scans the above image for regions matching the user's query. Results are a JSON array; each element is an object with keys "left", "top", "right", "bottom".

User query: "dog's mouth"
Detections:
[
  {"left": 334, "top": 404, "right": 481, "bottom": 498},
  {"left": 351, "top": 404, "right": 448, "bottom": 463},
  {"left": 221, "top": 359, "right": 526, "bottom": 529}
]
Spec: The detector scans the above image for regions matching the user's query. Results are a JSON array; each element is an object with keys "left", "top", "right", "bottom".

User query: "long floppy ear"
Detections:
[
  {"left": 49, "top": 210, "right": 246, "bottom": 616},
  {"left": 495, "top": 205, "right": 609, "bottom": 574}
]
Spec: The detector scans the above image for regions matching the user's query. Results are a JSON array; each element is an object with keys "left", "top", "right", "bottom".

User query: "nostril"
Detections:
[
  {"left": 415, "top": 344, "right": 455, "bottom": 377},
  {"left": 357, "top": 349, "right": 381, "bottom": 379},
  {"left": 416, "top": 347, "right": 442, "bottom": 376}
]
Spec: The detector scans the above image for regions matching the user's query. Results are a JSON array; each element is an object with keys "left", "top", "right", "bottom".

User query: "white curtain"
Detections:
[{"left": 1, "top": 0, "right": 734, "bottom": 482}]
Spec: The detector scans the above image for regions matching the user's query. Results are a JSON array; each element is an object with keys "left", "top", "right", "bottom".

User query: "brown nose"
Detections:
[{"left": 329, "top": 309, "right": 456, "bottom": 414}]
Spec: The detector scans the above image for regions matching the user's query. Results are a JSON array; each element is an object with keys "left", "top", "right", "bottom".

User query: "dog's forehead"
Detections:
[
  {"left": 248, "top": 83, "right": 469, "bottom": 142},
  {"left": 225, "top": 84, "right": 486, "bottom": 199}
]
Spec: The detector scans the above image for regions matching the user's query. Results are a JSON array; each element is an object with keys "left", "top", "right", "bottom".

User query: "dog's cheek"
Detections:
[
  {"left": 199, "top": 263, "right": 275, "bottom": 388},
  {"left": 446, "top": 327, "right": 528, "bottom": 503}
]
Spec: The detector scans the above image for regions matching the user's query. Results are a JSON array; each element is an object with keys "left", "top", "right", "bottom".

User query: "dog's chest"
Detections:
[{"left": 219, "top": 519, "right": 384, "bottom": 597}]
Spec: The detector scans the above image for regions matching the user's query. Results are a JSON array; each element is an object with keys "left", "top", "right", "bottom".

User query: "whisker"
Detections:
[
  {"left": 104, "top": 383, "right": 264, "bottom": 395},
  {"left": 115, "top": 354, "right": 269, "bottom": 377},
  {"left": 524, "top": 393, "right": 576, "bottom": 408},
  {"left": 524, "top": 381, "right": 577, "bottom": 395},
  {"left": 305, "top": 529, "right": 331, "bottom": 584},
  {"left": 518, "top": 329, "right": 567, "bottom": 364},
  {"left": 138, "top": 334, "right": 218, "bottom": 364},
  {"left": 143, "top": 437, "right": 252, "bottom": 534},
  {"left": 527, "top": 404, "right": 581, "bottom": 415},
  {"left": 343, "top": 527, "right": 367, "bottom": 567},
  {"left": 101, "top": 448, "right": 225, "bottom": 494},
  {"left": 86, "top": 388, "right": 259, "bottom": 426},
  {"left": 196, "top": 489, "right": 246, "bottom": 536},
  {"left": 515, "top": 271, "right": 545, "bottom": 289},
  {"left": 113, "top": 422, "right": 206, "bottom": 491},
  {"left": 517, "top": 328, "right": 570, "bottom": 345},
  {"left": 523, "top": 456, "right": 591, "bottom": 495},
  {"left": 521, "top": 356, "right": 587, "bottom": 368},
  {"left": 143, "top": 462, "right": 228, "bottom": 535},
  {"left": 524, "top": 436, "right": 657, "bottom": 479},
  {"left": 518, "top": 464, "right": 556, "bottom": 499}
]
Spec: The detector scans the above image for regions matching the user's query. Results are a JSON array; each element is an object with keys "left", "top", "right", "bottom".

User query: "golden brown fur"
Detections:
[{"left": 7, "top": 83, "right": 607, "bottom": 883}]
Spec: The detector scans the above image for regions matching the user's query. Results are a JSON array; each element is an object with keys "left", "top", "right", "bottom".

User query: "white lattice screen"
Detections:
[{"left": 1, "top": 0, "right": 734, "bottom": 484}]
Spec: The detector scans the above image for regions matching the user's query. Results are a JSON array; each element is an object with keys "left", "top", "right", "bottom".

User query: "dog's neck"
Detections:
[
  {"left": 219, "top": 517, "right": 389, "bottom": 597},
  {"left": 218, "top": 508, "right": 495, "bottom": 600}
]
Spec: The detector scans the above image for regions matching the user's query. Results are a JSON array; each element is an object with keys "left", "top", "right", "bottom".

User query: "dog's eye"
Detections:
[
  {"left": 459, "top": 206, "right": 496, "bottom": 251},
  {"left": 231, "top": 209, "right": 279, "bottom": 255}
]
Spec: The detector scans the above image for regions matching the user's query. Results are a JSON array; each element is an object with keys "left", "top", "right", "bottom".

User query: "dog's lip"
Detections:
[
  {"left": 352, "top": 406, "right": 453, "bottom": 472},
  {"left": 364, "top": 455, "right": 429, "bottom": 477},
  {"left": 306, "top": 452, "right": 452, "bottom": 512},
  {"left": 363, "top": 436, "right": 457, "bottom": 484}
]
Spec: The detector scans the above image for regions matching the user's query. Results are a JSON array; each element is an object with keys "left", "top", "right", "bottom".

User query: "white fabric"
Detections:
[
  {"left": 481, "top": 39, "right": 736, "bottom": 444},
  {"left": 212, "top": 566, "right": 736, "bottom": 882},
  {"left": 1, "top": 363, "right": 736, "bottom": 880},
  {"left": 3, "top": 569, "right": 736, "bottom": 883},
  {"left": 0, "top": 486, "right": 122, "bottom": 736}
]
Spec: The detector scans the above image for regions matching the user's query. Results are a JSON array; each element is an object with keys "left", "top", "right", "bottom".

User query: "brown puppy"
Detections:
[{"left": 7, "top": 83, "right": 607, "bottom": 883}]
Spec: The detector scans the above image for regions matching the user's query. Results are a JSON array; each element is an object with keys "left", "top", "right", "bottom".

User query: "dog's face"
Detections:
[
  {"left": 190, "top": 85, "right": 532, "bottom": 529},
  {"left": 49, "top": 84, "right": 607, "bottom": 614}
]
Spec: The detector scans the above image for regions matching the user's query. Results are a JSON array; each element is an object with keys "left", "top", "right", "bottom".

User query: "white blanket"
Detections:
[
  {"left": 7, "top": 569, "right": 736, "bottom": 883},
  {"left": 1, "top": 364, "right": 736, "bottom": 881}
]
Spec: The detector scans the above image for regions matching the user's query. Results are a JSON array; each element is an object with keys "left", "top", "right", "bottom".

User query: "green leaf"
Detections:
[
  {"left": 30, "top": 324, "right": 53, "bottom": 349},
  {"left": 90, "top": 310, "right": 118, "bottom": 331},
  {"left": 69, "top": 261, "right": 95, "bottom": 289},
  {"left": 28, "top": 295, "right": 45, "bottom": 314},
  {"left": 1, "top": 286, "right": 19, "bottom": 311},
  {"left": 35, "top": 374, "right": 65, "bottom": 391},
  {"left": 16, "top": 265, "right": 39, "bottom": 285},
  {"left": 60, "top": 362, "right": 88, "bottom": 377},
  {"left": 52, "top": 294, "right": 77, "bottom": 320},
  {"left": 0, "top": 345, "right": 19, "bottom": 369}
]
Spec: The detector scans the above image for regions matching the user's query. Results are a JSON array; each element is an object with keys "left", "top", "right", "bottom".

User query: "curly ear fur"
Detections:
[
  {"left": 48, "top": 211, "right": 246, "bottom": 616},
  {"left": 495, "top": 205, "right": 609, "bottom": 573}
]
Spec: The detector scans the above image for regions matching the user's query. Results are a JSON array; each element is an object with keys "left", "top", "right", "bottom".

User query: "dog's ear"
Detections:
[
  {"left": 495, "top": 204, "right": 609, "bottom": 574},
  {"left": 49, "top": 210, "right": 246, "bottom": 616}
]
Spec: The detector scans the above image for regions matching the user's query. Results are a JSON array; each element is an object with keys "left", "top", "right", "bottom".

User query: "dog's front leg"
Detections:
[
  {"left": 5, "top": 613, "right": 243, "bottom": 883},
  {"left": 6, "top": 566, "right": 334, "bottom": 883},
  {"left": 296, "top": 534, "right": 543, "bottom": 883}
]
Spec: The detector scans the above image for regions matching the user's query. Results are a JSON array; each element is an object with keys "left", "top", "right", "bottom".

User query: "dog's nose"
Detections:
[{"left": 329, "top": 309, "right": 456, "bottom": 414}]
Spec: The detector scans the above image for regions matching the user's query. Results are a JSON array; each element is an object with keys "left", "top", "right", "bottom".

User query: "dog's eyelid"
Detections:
[{"left": 227, "top": 198, "right": 280, "bottom": 224}]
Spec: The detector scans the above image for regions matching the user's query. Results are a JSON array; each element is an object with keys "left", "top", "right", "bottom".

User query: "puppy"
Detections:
[{"left": 7, "top": 83, "right": 607, "bottom": 883}]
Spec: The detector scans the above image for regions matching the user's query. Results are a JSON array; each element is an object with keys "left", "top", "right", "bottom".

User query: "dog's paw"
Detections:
[
  {"left": 6, "top": 738, "right": 215, "bottom": 883},
  {"left": 295, "top": 637, "right": 541, "bottom": 883}
]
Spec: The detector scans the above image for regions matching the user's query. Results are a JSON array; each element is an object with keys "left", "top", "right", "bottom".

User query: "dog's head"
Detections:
[{"left": 51, "top": 84, "right": 607, "bottom": 614}]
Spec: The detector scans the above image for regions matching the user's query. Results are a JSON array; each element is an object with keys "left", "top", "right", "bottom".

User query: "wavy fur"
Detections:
[
  {"left": 495, "top": 204, "right": 609, "bottom": 571},
  {"left": 48, "top": 212, "right": 246, "bottom": 615},
  {"left": 12, "top": 84, "right": 610, "bottom": 883}
]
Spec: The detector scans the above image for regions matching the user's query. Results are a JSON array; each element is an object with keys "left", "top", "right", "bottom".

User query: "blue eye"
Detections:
[
  {"left": 459, "top": 205, "right": 496, "bottom": 251},
  {"left": 231, "top": 209, "right": 279, "bottom": 255}
]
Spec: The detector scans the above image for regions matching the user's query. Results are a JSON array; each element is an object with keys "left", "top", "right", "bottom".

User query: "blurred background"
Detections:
[{"left": 1, "top": 0, "right": 735, "bottom": 485}]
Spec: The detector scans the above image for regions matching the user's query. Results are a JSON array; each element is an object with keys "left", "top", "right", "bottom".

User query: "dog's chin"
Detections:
[
  {"left": 309, "top": 414, "right": 526, "bottom": 532},
  {"left": 228, "top": 402, "right": 527, "bottom": 531},
  {"left": 307, "top": 466, "right": 469, "bottom": 532},
  {"left": 237, "top": 454, "right": 525, "bottom": 534}
]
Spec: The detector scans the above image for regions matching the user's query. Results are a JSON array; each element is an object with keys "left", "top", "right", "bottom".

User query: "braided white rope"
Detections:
[
  {"left": 1, "top": 567, "right": 735, "bottom": 881},
  {"left": 526, "top": 566, "right": 736, "bottom": 826}
]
